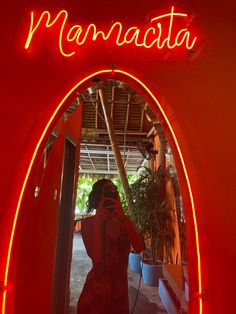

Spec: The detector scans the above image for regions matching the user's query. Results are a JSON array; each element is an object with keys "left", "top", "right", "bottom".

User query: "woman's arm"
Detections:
[
  {"left": 121, "top": 216, "right": 145, "bottom": 253},
  {"left": 114, "top": 198, "right": 145, "bottom": 253}
]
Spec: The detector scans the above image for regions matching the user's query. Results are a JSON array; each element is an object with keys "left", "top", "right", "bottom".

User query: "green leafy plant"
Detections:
[
  {"left": 128, "top": 166, "right": 175, "bottom": 264},
  {"left": 76, "top": 177, "right": 95, "bottom": 213}
]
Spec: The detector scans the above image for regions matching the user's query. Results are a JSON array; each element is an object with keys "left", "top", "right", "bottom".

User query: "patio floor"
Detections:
[{"left": 69, "top": 233, "right": 167, "bottom": 314}]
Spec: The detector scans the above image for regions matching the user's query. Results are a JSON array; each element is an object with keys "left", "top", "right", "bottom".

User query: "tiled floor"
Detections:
[{"left": 69, "top": 233, "right": 167, "bottom": 314}]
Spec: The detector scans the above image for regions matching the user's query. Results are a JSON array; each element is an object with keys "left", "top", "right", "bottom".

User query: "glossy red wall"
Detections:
[{"left": 0, "top": 0, "right": 236, "bottom": 313}]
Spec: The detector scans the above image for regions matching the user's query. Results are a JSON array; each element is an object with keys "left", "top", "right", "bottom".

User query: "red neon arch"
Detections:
[{"left": 2, "top": 69, "right": 202, "bottom": 314}]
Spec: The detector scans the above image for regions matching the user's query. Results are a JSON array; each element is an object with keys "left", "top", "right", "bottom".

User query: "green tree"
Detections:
[{"left": 76, "top": 177, "right": 95, "bottom": 213}]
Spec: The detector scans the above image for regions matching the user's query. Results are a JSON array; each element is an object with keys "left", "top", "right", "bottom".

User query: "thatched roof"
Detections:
[{"left": 68, "top": 80, "right": 159, "bottom": 175}]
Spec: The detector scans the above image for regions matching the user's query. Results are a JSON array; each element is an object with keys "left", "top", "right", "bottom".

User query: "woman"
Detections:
[{"left": 77, "top": 179, "right": 144, "bottom": 314}]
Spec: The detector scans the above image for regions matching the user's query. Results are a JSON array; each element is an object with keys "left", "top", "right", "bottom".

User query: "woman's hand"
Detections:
[
  {"left": 97, "top": 196, "right": 116, "bottom": 215},
  {"left": 113, "top": 196, "right": 126, "bottom": 220},
  {"left": 97, "top": 194, "right": 125, "bottom": 218}
]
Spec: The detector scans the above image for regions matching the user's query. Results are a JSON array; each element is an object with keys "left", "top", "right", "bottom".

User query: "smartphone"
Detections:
[{"left": 103, "top": 184, "right": 118, "bottom": 212}]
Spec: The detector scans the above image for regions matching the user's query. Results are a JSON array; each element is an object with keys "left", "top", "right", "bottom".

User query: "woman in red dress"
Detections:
[{"left": 77, "top": 179, "right": 144, "bottom": 314}]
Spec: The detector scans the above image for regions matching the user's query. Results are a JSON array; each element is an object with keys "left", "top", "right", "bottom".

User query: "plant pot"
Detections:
[
  {"left": 129, "top": 251, "right": 142, "bottom": 273},
  {"left": 141, "top": 259, "right": 163, "bottom": 286}
]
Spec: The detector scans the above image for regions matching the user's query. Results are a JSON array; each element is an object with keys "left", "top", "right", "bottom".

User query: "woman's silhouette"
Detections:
[{"left": 77, "top": 179, "right": 144, "bottom": 314}]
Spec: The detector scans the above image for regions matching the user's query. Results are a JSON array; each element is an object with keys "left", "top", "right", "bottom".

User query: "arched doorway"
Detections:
[{"left": 2, "top": 69, "right": 202, "bottom": 314}]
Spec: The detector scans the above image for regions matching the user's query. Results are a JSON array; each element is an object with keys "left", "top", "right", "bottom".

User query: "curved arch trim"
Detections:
[{"left": 2, "top": 68, "right": 202, "bottom": 314}]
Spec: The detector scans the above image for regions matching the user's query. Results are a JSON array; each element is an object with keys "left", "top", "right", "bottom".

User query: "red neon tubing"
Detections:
[{"left": 2, "top": 69, "right": 202, "bottom": 314}]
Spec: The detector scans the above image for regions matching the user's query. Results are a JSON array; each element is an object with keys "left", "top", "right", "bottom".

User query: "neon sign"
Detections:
[{"left": 24, "top": 7, "right": 198, "bottom": 58}]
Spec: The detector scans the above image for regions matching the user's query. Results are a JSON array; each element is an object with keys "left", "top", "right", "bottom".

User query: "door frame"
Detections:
[{"left": 52, "top": 138, "right": 77, "bottom": 314}]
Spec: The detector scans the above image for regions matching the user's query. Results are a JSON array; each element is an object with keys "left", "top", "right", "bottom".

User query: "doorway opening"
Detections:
[{"left": 68, "top": 79, "right": 188, "bottom": 313}]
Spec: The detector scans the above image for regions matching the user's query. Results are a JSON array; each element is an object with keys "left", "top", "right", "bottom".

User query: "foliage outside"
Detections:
[
  {"left": 76, "top": 175, "right": 136, "bottom": 214},
  {"left": 76, "top": 177, "right": 94, "bottom": 213}
]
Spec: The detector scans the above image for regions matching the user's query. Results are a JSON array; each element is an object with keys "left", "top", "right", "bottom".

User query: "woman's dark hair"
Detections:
[{"left": 86, "top": 179, "right": 112, "bottom": 213}]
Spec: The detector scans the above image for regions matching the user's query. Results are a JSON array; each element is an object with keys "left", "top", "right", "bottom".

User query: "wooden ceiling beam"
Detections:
[
  {"left": 82, "top": 128, "right": 148, "bottom": 135},
  {"left": 80, "top": 149, "right": 141, "bottom": 156},
  {"left": 140, "top": 108, "right": 144, "bottom": 132},
  {"left": 125, "top": 92, "right": 131, "bottom": 132},
  {"left": 95, "top": 90, "right": 99, "bottom": 128},
  {"left": 107, "top": 145, "right": 110, "bottom": 171},
  {"left": 85, "top": 144, "right": 96, "bottom": 170},
  {"left": 99, "top": 88, "right": 131, "bottom": 208},
  {"left": 80, "top": 142, "right": 140, "bottom": 148},
  {"left": 79, "top": 169, "right": 138, "bottom": 175},
  {"left": 111, "top": 86, "right": 115, "bottom": 119}
]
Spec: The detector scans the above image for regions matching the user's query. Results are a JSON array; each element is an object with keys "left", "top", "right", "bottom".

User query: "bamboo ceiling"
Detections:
[{"left": 73, "top": 80, "right": 159, "bottom": 175}]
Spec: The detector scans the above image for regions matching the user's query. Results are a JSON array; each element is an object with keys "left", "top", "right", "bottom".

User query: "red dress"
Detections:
[{"left": 77, "top": 214, "right": 131, "bottom": 314}]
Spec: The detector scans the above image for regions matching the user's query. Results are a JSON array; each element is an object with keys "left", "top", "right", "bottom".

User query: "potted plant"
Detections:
[
  {"left": 128, "top": 251, "right": 142, "bottom": 273},
  {"left": 128, "top": 166, "right": 175, "bottom": 285}
]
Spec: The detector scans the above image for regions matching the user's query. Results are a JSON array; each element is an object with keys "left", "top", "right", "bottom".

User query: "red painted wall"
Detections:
[
  {"left": 0, "top": 0, "right": 236, "bottom": 313},
  {"left": 2, "top": 107, "right": 82, "bottom": 313}
]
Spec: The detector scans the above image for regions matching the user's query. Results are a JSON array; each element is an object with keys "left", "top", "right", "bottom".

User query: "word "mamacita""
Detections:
[{"left": 25, "top": 7, "right": 197, "bottom": 57}]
